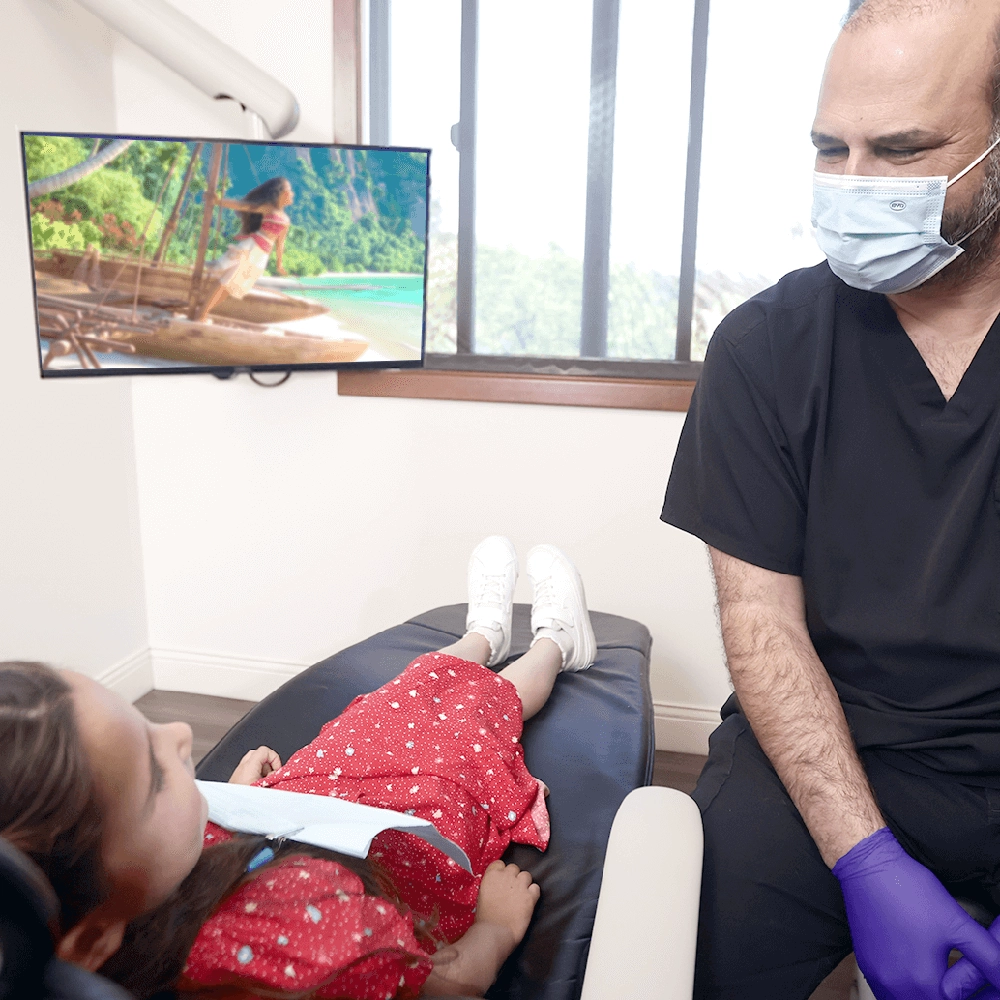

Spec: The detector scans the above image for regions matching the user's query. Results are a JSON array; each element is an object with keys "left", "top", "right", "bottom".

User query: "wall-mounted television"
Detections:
[{"left": 20, "top": 132, "right": 430, "bottom": 377}]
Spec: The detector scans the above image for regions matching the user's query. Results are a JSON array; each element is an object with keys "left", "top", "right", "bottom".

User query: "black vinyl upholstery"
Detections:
[
  {"left": 196, "top": 604, "right": 655, "bottom": 1000},
  {"left": 0, "top": 838, "right": 132, "bottom": 1000}
]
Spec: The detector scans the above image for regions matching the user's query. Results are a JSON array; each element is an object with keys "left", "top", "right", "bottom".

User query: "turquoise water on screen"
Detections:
[
  {"left": 296, "top": 273, "right": 424, "bottom": 306},
  {"left": 283, "top": 273, "right": 424, "bottom": 356}
]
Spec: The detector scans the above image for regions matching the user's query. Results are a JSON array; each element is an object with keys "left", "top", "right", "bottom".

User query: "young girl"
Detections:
[
  {"left": 196, "top": 175, "right": 295, "bottom": 321},
  {"left": 0, "top": 538, "right": 597, "bottom": 999}
]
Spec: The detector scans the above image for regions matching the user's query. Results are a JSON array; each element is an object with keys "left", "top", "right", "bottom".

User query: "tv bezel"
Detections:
[{"left": 21, "top": 130, "right": 432, "bottom": 379}]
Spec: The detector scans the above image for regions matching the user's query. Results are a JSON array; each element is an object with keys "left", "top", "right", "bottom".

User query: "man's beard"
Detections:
[{"left": 929, "top": 140, "right": 1000, "bottom": 288}]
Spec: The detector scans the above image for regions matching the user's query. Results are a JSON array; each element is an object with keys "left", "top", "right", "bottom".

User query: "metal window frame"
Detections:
[
  {"left": 455, "top": 0, "right": 479, "bottom": 354},
  {"left": 370, "top": 0, "right": 715, "bottom": 376},
  {"left": 579, "top": 0, "right": 621, "bottom": 359},
  {"left": 674, "top": 0, "right": 711, "bottom": 363},
  {"left": 368, "top": 0, "right": 391, "bottom": 146}
]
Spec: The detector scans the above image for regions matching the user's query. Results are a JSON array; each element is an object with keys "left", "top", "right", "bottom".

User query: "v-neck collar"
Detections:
[{"left": 858, "top": 288, "right": 1000, "bottom": 419}]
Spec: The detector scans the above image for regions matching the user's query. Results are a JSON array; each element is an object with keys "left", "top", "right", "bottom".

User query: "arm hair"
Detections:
[{"left": 709, "top": 546, "right": 885, "bottom": 866}]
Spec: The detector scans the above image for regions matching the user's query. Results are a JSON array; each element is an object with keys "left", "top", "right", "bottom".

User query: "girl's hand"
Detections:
[
  {"left": 425, "top": 862, "right": 540, "bottom": 996},
  {"left": 276, "top": 264, "right": 288, "bottom": 276},
  {"left": 475, "top": 860, "right": 540, "bottom": 946},
  {"left": 229, "top": 746, "right": 282, "bottom": 785}
]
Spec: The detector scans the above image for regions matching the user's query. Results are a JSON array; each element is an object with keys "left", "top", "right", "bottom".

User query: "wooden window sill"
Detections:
[{"left": 338, "top": 368, "right": 695, "bottom": 411}]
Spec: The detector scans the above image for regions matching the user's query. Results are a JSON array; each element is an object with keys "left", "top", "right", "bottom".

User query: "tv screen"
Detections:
[{"left": 21, "top": 132, "right": 430, "bottom": 377}]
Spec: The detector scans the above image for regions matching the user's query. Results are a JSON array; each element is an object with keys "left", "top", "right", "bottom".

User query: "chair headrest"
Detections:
[
  {"left": 0, "top": 836, "right": 58, "bottom": 1000},
  {"left": 0, "top": 837, "right": 132, "bottom": 1000}
]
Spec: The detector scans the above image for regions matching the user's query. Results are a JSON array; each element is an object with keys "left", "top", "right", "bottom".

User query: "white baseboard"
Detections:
[
  {"left": 99, "top": 646, "right": 721, "bottom": 756},
  {"left": 97, "top": 647, "right": 155, "bottom": 702},
  {"left": 654, "top": 700, "right": 719, "bottom": 756},
  {"left": 150, "top": 647, "right": 307, "bottom": 701}
]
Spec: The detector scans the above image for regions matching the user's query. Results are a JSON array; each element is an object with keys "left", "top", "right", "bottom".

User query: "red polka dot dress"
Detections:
[{"left": 180, "top": 653, "right": 550, "bottom": 999}]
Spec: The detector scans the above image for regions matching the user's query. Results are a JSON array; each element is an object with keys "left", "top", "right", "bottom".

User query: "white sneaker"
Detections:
[
  {"left": 465, "top": 536, "right": 518, "bottom": 667},
  {"left": 526, "top": 544, "right": 597, "bottom": 671}
]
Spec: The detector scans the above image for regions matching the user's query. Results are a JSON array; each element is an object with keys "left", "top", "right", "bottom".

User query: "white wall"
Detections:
[
  {"left": 129, "top": 375, "right": 731, "bottom": 748},
  {"left": 0, "top": 0, "right": 149, "bottom": 693},
  {"left": 14, "top": 0, "right": 731, "bottom": 751}
]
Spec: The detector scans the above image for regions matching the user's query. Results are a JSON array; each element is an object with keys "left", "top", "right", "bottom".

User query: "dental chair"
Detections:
[
  {"left": 4, "top": 603, "right": 705, "bottom": 1000},
  {"left": 0, "top": 788, "right": 703, "bottom": 1000},
  {"left": 196, "top": 602, "right": 706, "bottom": 1000}
]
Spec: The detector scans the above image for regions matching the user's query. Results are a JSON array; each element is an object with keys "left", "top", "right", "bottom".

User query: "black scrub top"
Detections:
[{"left": 662, "top": 261, "right": 1000, "bottom": 784}]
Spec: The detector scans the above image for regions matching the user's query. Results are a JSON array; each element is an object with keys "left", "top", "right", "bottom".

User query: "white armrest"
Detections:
[{"left": 580, "top": 786, "right": 703, "bottom": 1000}]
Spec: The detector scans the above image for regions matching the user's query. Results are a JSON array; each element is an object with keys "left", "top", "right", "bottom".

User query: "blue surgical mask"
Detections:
[{"left": 811, "top": 135, "right": 1000, "bottom": 294}]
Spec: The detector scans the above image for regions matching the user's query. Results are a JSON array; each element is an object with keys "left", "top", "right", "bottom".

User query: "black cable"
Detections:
[{"left": 248, "top": 370, "right": 292, "bottom": 387}]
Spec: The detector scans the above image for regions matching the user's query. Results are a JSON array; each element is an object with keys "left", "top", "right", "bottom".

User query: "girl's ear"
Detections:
[{"left": 55, "top": 907, "right": 127, "bottom": 972}]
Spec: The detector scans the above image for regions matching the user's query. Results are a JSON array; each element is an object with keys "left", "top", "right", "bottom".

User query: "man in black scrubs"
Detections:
[{"left": 662, "top": 1, "right": 1000, "bottom": 998}]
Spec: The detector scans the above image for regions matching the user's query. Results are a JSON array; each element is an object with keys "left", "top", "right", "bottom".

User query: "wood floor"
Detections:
[{"left": 134, "top": 690, "right": 858, "bottom": 1000}]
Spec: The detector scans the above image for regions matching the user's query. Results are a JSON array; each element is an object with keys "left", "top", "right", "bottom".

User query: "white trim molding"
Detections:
[
  {"left": 150, "top": 647, "right": 307, "bottom": 701},
  {"left": 97, "top": 646, "right": 155, "bottom": 702},
  {"left": 654, "top": 699, "right": 719, "bottom": 756}
]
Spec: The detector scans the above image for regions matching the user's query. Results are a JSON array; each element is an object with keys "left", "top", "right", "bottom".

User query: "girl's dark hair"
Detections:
[
  {"left": 99, "top": 835, "right": 440, "bottom": 1000},
  {"left": 237, "top": 176, "right": 290, "bottom": 236},
  {"left": 0, "top": 662, "right": 108, "bottom": 933}
]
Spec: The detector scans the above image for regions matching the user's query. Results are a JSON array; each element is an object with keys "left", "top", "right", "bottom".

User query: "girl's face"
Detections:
[
  {"left": 279, "top": 182, "right": 294, "bottom": 207},
  {"left": 64, "top": 671, "right": 208, "bottom": 914}
]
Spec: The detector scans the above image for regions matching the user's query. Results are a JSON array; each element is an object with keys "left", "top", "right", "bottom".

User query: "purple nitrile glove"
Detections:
[
  {"left": 834, "top": 827, "right": 1000, "bottom": 1000},
  {"left": 942, "top": 913, "right": 1000, "bottom": 1000}
]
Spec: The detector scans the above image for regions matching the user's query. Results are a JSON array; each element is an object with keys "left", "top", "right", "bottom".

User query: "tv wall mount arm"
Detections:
[{"left": 73, "top": 0, "right": 300, "bottom": 140}]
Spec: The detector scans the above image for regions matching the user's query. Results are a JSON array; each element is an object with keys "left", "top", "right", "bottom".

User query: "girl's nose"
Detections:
[{"left": 166, "top": 720, "right": 194, "bottom": 762}]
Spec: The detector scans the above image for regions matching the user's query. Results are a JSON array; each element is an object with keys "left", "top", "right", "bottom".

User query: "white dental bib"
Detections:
[{"left": 196, "top": 780, "right": 472, "bottom": 872}]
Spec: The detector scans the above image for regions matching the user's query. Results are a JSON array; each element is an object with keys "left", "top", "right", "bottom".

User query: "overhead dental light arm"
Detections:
[{"left": 73, "top": 0, "right": 300, "bottom": 139}]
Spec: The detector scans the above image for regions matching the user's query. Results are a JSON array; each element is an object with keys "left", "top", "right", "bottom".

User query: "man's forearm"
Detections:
[{"left": 722, "top": 600, "right": 885, "bottom": 866}]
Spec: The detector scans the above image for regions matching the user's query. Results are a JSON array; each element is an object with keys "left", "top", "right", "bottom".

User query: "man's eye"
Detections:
[{"left": 816, "top": 147, "right": 848, "bottom": 158}]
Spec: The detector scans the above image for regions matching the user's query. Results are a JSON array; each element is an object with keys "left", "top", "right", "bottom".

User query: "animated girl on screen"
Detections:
[{"left": 196, "top": 176, "right": 294, "bottom": 321}]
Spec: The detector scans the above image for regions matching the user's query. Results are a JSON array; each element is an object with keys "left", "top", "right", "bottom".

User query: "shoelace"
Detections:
[
  {"left": 472, "top": 571, "right": 508, "bottom": 609},
  {"left": 533, "top": 576, "right": 573, "bottom": 626}
]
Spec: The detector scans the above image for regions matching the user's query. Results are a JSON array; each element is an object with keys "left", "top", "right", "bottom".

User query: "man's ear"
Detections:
[{"left": 55, "top": 908, "right": 127, "bottom": 972}]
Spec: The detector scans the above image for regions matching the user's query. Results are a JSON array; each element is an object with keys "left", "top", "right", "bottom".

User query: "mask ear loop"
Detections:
[
  {"left": 954, "top": 197, "right": 1000, "bottom": 246},
  {"left": 945, "top": 133, "right": 1000, "bottom": 246},
  {"left": 946, "top": 133, "right": 1000, "bottom": 189}
]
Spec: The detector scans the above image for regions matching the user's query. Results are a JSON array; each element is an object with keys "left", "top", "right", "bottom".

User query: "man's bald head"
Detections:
[{"left": 844, "top": 0, "right": 1000, "bottom": 126}]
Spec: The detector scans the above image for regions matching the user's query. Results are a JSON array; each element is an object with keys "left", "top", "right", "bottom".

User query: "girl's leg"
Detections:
[
  {"left": 434, "top": 633, "right": 560, "bottom": 721},
  {"left": 439, "top": 538, "right": 596, "bottom": 721},
  {"left": 437, "top": 631, "right": 491, "bottom": 664},
  {"left": 195, "top": 282, "right": 229, "bottom": 321},
  {"left": 501, "top": 545, "right": 598, "bottom": 719},
  {"left": 499, "top": 639, "right": 560, "bottom": 720}
]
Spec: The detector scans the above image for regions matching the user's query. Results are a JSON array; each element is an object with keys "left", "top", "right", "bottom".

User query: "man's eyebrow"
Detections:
[
  {"left": 871, "top": 129, "right": 946, "bottom": 148},
  {"left": 810, "top": 129, "right": 945, "bottom": 148},
  {"left": 145, "top": 729, "right": 164, "bottom": 814}
]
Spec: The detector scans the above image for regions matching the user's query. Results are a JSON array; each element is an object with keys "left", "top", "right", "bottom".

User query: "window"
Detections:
[{"left": 370, "top": 0, "right": 848, "bottom": 380}]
